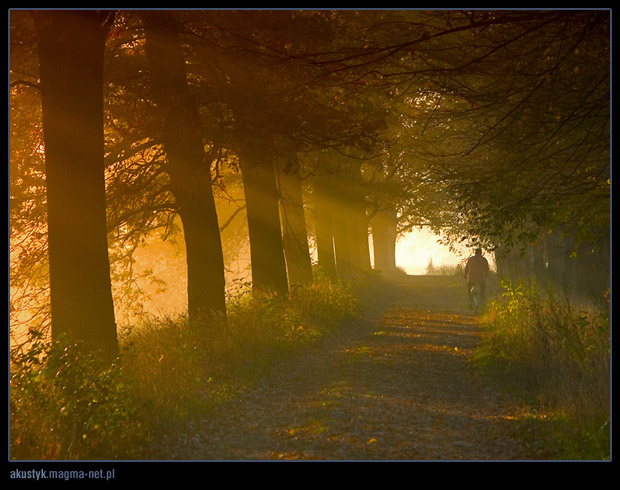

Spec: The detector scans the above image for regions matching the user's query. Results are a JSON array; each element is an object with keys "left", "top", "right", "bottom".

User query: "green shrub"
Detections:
[
  {"left": 221, "top": 275, "right": 361, "bottom": 375},
  {"left": 10, "top": 330, "right": 147, "bottom": 460},
  {"left": 475, "top": 279, "right": 610, "bottom": 459},
  {"left": 118, "top": 314, "right": 225, "bottom": 422},
  {"left": 10, "top": 276, "right": 379, "bottom": 460}
]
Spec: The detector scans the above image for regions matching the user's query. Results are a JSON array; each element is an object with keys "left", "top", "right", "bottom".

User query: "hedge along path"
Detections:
[{"left": 152, "top": 275, "right": 530, "bottom": 461}]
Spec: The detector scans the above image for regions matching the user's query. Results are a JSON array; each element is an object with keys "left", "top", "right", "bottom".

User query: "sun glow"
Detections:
[{"left": 395, "top": 228, "right": 468, "bottom": 275}]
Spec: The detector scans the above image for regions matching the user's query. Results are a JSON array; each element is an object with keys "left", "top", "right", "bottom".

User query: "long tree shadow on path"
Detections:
[{"left": 158, "top": 274, "right": 530, "bottom": 460}]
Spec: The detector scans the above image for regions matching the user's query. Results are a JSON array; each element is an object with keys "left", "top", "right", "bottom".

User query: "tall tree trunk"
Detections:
[
  {"left": 331, "top": 161, "right": 369, "bottom": 279},
  {"left": 528, "top": 238, "right": 547, "bottom": 285},
  {"left": 34, "top": 10, "right": 118, "bottom": 355},
  {"left": 142, "top": 11, "right": 227, "bottom": 322},
  {"left": 545, "top": 229, "right": 572, "bottom": 290},
  {"left": 239, "top": 139, "right": 289, "bottom": 296},
  {"left": 354, "top": 204, "right": 371, "bottom": 271},
  {"left": 312, "top": 172, "right": 337, "bottom": 278},
  {"left": 277, "top": 154, "right": 313, "bottom": 286},
  {"left": 372, "top": 209, "right": 398, "bottom": 274},
  {"left": 331, "top": 179, "right": 355, "bottom": 279}
]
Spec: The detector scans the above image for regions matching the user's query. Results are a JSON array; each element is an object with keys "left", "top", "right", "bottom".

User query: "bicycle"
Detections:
[{"left": 470, "top": 283, "right": 482, "bottom": 314}]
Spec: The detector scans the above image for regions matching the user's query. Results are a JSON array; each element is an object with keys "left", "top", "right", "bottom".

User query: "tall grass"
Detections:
[
  {"left": 10, "top": 273, "right": 378, "bottom": 460},
  {"left": 10, "top": 331, "right": 147, "bottom": 460},
  {"left": 475, "top": 279, "right": 610, "bottom": 459}
]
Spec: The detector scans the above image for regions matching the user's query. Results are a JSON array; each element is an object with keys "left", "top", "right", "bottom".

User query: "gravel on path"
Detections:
[{"left": 150, "top": 275, "right": 530, "bottom": 461}]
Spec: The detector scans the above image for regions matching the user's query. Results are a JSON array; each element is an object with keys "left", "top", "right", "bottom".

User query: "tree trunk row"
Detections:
[
  {"left": 33, "top": 11, "right": 400, "bottom": 357},
  {"left": 495, "top": 228, "right": 610, "bottom": 300}
]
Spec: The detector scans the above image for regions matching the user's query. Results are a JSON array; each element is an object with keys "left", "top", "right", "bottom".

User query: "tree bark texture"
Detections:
[
  {"left": 34, "top": 10, "right": 118, "bottom": 355},
  {"left": 277, "top": 154, "right": 313, "bottom": 286},
  {"left": 311, "top": 173, "right": 337, "bottom": 278},
  {"left": 239, "top": 139, "right": 289, "bottom": 296},
  {"left": 142, "top": 11, "right": 227, "bottom": 322},
  {"left": 330, "top": 164, "right": 370, "bottom": 279},
  {"left": 372, "top": 209, "right": 398, "bottom": 275}
]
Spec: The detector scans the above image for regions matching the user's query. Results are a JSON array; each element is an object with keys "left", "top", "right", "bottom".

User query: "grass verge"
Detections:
[
  {"left": 10, "top": 271, "right": 389, "bottom": 460},
  {"left": 474, "top": 279, "right": 610, "bottom": 460}
]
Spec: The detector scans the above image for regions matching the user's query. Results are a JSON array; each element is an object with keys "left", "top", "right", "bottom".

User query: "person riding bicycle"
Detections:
[{"left": 464, "top": 248, "right": 490, "bottom": 308}]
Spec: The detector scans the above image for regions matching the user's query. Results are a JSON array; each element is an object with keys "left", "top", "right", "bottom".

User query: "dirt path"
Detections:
[{"left": 155, "top": 275, "right": 530, "bottom": 461}]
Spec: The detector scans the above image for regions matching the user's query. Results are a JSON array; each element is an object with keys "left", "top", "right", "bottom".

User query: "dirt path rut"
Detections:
[{"left": 155, "top": 275, "right": 529, "bottom": 461}]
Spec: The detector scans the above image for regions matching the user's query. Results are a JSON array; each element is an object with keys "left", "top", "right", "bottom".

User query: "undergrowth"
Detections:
[
  {"left": 474, "top": 279, "right": 610, "bottom": 460},
  {"left": 10, "top": 271, "right": 386, "bottom": 460},
  {"left": 10, "top": 331, "right": 146, "bottom": 460}
]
